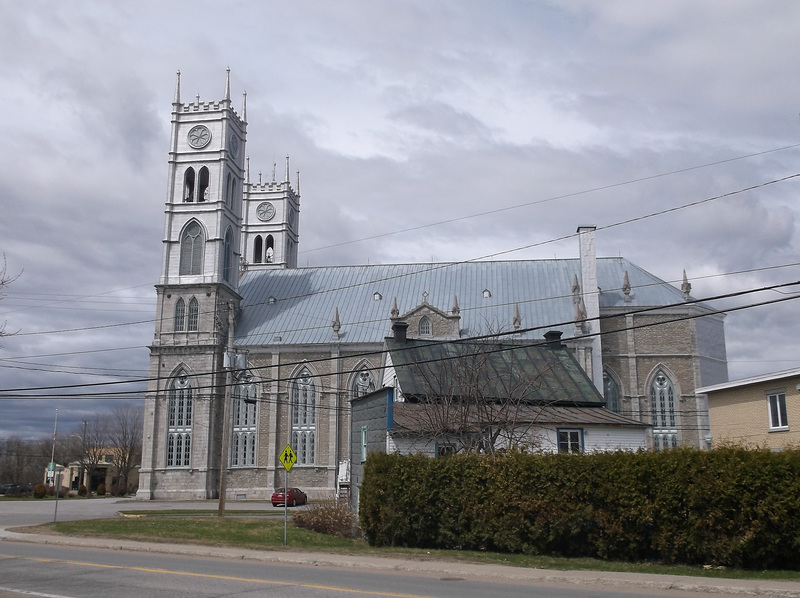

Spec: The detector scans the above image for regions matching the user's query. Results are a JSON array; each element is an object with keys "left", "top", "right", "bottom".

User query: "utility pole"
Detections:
[{"left": 218, "top": 301, "right": 235, "bottom": 517}]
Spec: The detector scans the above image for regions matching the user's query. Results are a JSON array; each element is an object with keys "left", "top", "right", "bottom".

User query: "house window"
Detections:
[
  {"left": 768, "top": 392, "right": 788, "bottom": 430},
  {"left": 174, "top": 298, "right": 185, "bottom": 332},
  {"left": 419, "top": 316, "right": 431, "bottom": 336},
  {"left": 167, "top": 372, "right": 193, "bottom": 467},
  {"left": 187, "top": 297, "right": 199, "bottom": 331},
  {"left": 360, "top": 426, "right": 368, "bottom": 463},
  {"left": 291, "top": 368, "right": 316, "bottom": 465},
  {"left": 651, "top": 371, "right": 678, "bottom": 450},
  {"left": 179, "top": 221, "right": 204, "bottom": 275},
  {"left": 604, "top": 371, "right": 621, "bottom": 413},
  {"left": 558, "top": 429, "right": 583, "bottom": 454},
  {"left": 231, "top": 374, "right": 257, "bottom": 466},
  {"left": 436, "top": 444, "right": 455, "bottom": 458}
]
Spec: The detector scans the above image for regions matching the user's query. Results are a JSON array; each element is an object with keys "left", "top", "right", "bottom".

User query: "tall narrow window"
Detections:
[
  {"left": 167, "top": 372, "right": 192, "bottom": 467},
  {"left": 253, "top": 235, "right": 263, "bottom": 264},
  {"left": 604, "top": 371, "right": 621, "bottom": 413},
  {"left": 231, "top": 373, "right": 257, "bottom": 466},
  {"left": 174, "top": 298, "right": 186, "bottom": 332},
  {"left": 651, "top": 371, "right": 678, "bottom": 450},
  {"left": 223, "top": 228, "right": 233, "bottom": 282},
  {"left": 291, "top": 368, "right": 316, "bottom": 465},
  {"left": 198, "top": 166, "right": 210, "bottom": 202},
  {"left": 187, "top": 297, "right": 199, "bottom": 331},
  {"left": 183, "top": 168, "right": 195, "bottom": 202},
  {"left": 266, "top": 235, "right": 274, "bottom": 263},
  {"left": 419, "top": 316, "right": 431, "bottom": 336},
  {"left": 360, "top": 426, "right": 368, "bottom": 463},
  {"left": 768, "top": 392, "right": 788, "bottom": 429},
  {"left": 179, "top": 221, "right": 204, "bottom": 276}
]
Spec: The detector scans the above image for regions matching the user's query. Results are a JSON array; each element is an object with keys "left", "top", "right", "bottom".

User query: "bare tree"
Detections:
[
  {"left": 106, "top": 403, "right": 143, "bottom": 495},
  {"left": 70, "top": 418, "right": 107, "bottom": 496}
]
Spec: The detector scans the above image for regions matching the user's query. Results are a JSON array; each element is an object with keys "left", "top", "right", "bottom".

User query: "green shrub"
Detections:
[
  {"left": 293, "top": 497, "right": 360, "bottom": 538},
  {"left": 359, "top": 448, "right": 800, "bottom": 569},
  {"left": 33, "top": 484, "right": 47, "bottom": 499}
]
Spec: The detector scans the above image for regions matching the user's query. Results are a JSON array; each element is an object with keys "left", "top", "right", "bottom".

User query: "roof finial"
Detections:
[
  {"left": 332, "top": 307, "right": 341, "bottom": 339},
  {"left": 622, "top": 270, "right": 631, "bottom": 302},
  {"left": 296, "top": 170, "right": 301, "bottom": 195},
  {"left": 224, "top": 67, "right": 231, "bottom": 100},
  {"left": 681, "top": 270, "right": 692, "bottom": 301},
  {"left": 174, "top": 70, "right": 181, "bottom": 104},
  {"left": 391, "top": 297, "right": 400, "bottom": 318},
  {"left": 285, "top": 155, "right": 290, "bottom": 182},
  {"left": 245, "top": 157, "right": 250, "bottom": 183},
  {"left": 513, "top": 303, "right": 521, "bottom": 330},
  {"left": 451, "top": 295, "right": 460, "bottom": 315},
  {"left": 242, "top": 90, "right": 247, "bottom": 120}
]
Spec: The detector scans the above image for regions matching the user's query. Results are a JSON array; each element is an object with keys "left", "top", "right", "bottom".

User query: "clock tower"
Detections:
[{"left": 137, "top": 69, "right": 247, "bottom": 500}]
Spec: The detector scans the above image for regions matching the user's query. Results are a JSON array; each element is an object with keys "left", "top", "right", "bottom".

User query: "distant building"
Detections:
[
  {"left": 697, "top": 368, "right": 800, "bottom": 449},
  {"left": 136, "top": 72, "right": 728, "bottom": 501}
]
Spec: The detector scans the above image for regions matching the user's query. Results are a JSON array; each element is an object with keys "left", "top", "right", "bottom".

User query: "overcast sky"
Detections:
[{"left": 1, "top": 1, "right": 799, "bottom": 440}]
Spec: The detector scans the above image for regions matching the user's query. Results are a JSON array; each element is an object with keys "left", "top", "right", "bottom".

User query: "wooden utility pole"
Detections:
[{"left": 217, "top": 301, "right": 235, "bottom": 517}]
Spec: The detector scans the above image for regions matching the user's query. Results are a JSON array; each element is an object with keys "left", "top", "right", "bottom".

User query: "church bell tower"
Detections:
[{"left": 137, "top": 70, "right": 247, "bottom": 500}]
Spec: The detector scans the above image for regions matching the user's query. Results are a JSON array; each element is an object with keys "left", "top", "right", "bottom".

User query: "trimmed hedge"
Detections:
[{"left": 358, "top": 448, "right": 800, "bottom": 569}]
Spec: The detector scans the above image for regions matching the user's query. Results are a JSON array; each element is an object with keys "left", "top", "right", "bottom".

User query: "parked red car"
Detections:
[{"left": 271, "top": 487, "right": 307, "bottom": 507}]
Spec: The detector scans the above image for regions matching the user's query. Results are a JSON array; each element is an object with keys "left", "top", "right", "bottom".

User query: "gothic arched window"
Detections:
[
  {"left": 187, "top": 297, "right": 199, "bottom": 331},
  {"left": 167, "top": 371, "right": 193, "bottom": 467},
  {"left": 651, "top": 370, "right": 678, "bottom": 450},
  {"left": 352, "top": 368, "right": 376, "bottom": 398},
  {"left": 604, "top": 371, "right": 621, "bottom": 413},
  {"left": 419, "top": 316, "right": 431, "bottom": 336},
  {"left": 198, "top": 166, "right": 210, "bottom": 202},
  {"left": 179, "top": 221, "right": 204, "bottom": 276},
  {"left": 291, "top": 368, "right": 316, "bottom": 465},
  {"left": 266, "top": 235, "right": 274, "bottom": 263},
  {"left": 223, "top": 228, "right": 233, "bottom": 282},
  {"left": 174, "top": 298, "right": 185, "bottom": 332},
  {"left": 253, "top": 235, "right": 263, "bottom": 264},
  {"left": 231, "top": 372, "right": 257, "bottom": 467},
  {"left": 183, "top": 168, "right": 195, "bottom": 202}
]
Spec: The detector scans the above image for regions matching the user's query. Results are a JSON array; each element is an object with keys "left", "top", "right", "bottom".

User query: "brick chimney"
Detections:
[{"left": 392, "top": 321, "right": 409, "bottom": 343}]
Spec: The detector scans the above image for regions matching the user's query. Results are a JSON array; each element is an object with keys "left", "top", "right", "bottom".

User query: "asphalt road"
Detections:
[{"left": 1, "top": 498, "right": 799, "bottom": 597}]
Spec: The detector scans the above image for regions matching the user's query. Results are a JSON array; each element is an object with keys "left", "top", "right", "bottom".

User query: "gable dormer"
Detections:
[{"left": 390, "top": 292, "right": 460, "bottom": 339}]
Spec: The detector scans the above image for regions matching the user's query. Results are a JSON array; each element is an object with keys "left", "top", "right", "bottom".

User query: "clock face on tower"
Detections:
[
  {"left": 257, "top": 201, "right": 276, "bottom": 221},
  {"left": 229, "top": 135, "right": 239, "bottom": 158},
  {"left": 187, "top": 125, "right": 212, "bottom": 149}
]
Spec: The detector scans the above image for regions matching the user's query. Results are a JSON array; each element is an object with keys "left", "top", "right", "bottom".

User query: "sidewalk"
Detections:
[{"left": 3, "top": 526, "right": 800, "bottom": 597}]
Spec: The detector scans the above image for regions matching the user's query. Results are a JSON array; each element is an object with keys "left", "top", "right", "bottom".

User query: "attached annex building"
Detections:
[{"left": 136, "top": 73, "right": 729, "bottom": 501}]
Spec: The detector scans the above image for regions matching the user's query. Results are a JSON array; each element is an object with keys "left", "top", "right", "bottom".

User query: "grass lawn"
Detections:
[{"left": 17, "top": 510, "right": 800, "bottom": 582}]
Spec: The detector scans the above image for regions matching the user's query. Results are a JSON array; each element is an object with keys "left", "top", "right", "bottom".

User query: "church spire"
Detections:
[
  {"left": 174, "top": 70, "right": 181, "bottom": 104},
  {"left": 224, "top": 67, "right": 231, "bottom": 101},
  {"left": 242, "top": 90, "right": 247, "bottom": 121},
  {"left": 681, "top": 270, "right": 692, "bottom": 300},
  {"left": 513, "top": 303, "right": 521, "bottom": 330},
  {"left": 285, "top": 155, "right": 290, "bottom": 182}
]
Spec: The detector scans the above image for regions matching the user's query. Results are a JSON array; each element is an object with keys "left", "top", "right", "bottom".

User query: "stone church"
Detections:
[{"left": 136, "top": 72, "right": 728, "bottom": 501}]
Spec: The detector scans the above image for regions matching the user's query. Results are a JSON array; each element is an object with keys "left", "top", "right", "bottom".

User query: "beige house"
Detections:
[{"left": 697, "top": 368, "right": 800, "bottom": 449}]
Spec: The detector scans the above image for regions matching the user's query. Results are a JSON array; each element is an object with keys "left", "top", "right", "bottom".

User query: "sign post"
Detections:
[{"left": 279, "top": 444, "right": 297, "bottom": 546}]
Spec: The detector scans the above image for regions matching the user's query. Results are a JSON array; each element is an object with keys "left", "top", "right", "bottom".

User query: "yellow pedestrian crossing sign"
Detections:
[{"left": 280, "top": 444, "right": 297, "bottom": 471}]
